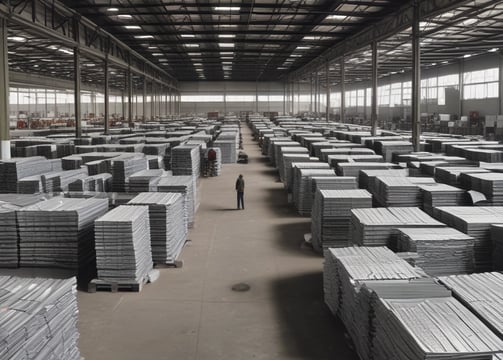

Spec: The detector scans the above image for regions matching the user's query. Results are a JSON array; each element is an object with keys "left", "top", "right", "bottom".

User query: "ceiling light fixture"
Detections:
[
  {"left": 8, "top": 36, "right": 26, "bottom": 42},
  {"left": 124, "top": 25, "right": 141, "bottom": 30},
  {"left": 107, "top": 8, "right": 119, "bottom": 12},
  {"left": 326, "top": 15, "right": 346, "bottom": 21},
  {"left": 214, "top": 6, "right": 240, "bottom": 11},
  {"left": 181, "top": 34, "right": 195, "bottom": 38},
  {"left": 219, "top": 43, "right": 235, "bottom": 48},
  {"left": 463, "top": 54, "right": 472, "bottom": 58},
  {"left": 185, "top": 44, "right": 199, "bottom": 47},
  {"left": 134, "top": 35, "right": 154, "bottom": 39},
  {"left": 219, "top": 34, "right": 236, "bottom": 38},
  {"left": 117, "top": 14, "right": 132, "bottom": 19}
]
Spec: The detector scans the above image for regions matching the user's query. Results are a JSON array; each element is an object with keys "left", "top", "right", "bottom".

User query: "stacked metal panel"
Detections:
[
  {"left": 358, "top": 168, "right": 409, "bottom": 191},
  {"left": 440, "top": 272, "right": 503, "bottom": 338},
  {"left": 351, "top": 207, "right": 445, "bottom": 246},
  {"left": 311, "top": 176, "right": 357, "bottom": 193},
  {"left": 277, "top": 147, "right": 309, "bottom": 181},
  {"left": 17, "top": 175, "right": 43, "bottom": 194},
  {"left": 374, "top": 140, "right": 414, "bottom": 162},
  {"left": 372, "top": 176, "right": 436, "bottom": 207},
  {"left": 335, "top": 162, "right": 398, "bottom": 181},
  {"left": 311, "top": 189, "right": 372, "bottom": 252},
  {"left": 127, "top": 169, "right": 166, "bottom": 192},
  {"left": 293, "top": 168, "right": 335, "bottom": 216},
  {"left": 465, "top": 172, "right": 503, "bottom": 205},
  {"left": 94, "top": 205, "right": 153, "bottom": 282},
  {"left": 157, "top": 176, "right": 196, "bottom": 227},
  {"left": 41, "top": 168, "right": 88, "bottom": 193},
  {"left": 491, "top": 224, "right": 503, "bottom": 271},
  {"left": 288, "top": 162, "right": 330, "bottom": 193},
  {"left": 0, "top": 276, "right": 81, "bottom": 360},
  {"left": 435, "top": 167, "right": 489, "bottom": 187},
  {"left": 419, "top": 183, "right": 466, "bottom": 215},
  {"left": 17, "top": 198, "right": 109, "bottom": 270},
  {"left": 372, "top": 295, "right": 503, "bottom": 360},
  {"left": 327, "top": 154, "right": 383, "bottom": 168},
  {"left": 0, "top": 157, "right": 53, "bottom": 193},
  {"left": 111, "top": 154, "right": 149, "bottom": 192},
  {"left": 280, "top": 153, "right": 310, "bottom": 184},
  {"left": 171, "top": 144, "right": 201, "bottom": 175},
  {"left": 128, "top": 193, "right": 188, "bottom": 265},
  {"left": 394, "top": 227, "right": 475, "bottom": 276},
  {"left": 270, "top": 141, "right": 299, "bottom": 166},
  {"left": 68, "top": 173, "right": 112, "bottom": 192},
  {"left": 319, "top": 148, "right": 375, "bottom": 162},
  {"left": 433, "top": 206, "right": 503, "bottom": 271}
]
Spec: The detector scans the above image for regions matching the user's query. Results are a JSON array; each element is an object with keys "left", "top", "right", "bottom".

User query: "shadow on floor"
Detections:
[
  {"left": 262, "top": 187, "right": 300, "bottom": 218},
  {"left": 270, "top": 272, "right": 358, "bottom": 360},
  {"left": 272, "top": 221, "right": 318, "bottom": 256}
]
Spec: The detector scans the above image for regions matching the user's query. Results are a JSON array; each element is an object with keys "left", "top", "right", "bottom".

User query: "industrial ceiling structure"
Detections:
[{"left": 1, "top": 0, "right": 503, "bottom": 86}]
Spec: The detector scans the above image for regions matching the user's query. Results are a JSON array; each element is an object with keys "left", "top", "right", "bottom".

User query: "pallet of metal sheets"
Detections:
[
  {"left": 491, "top": 224, "right": 503, "bottom": 271},
  {"left": 440, "top": 272, "right": 503, "bottom": 339},
  {"left": 372, "top": 176, "right": 435, "bottom": 207},
  {"left": 128, "top": 193, "right": 188, "bottom": 265},
  {"left": 94, "top": 205, "right": 153, "bottom": 284},
  {"left": 435, "top": 166, "right": 490, "bottom": 187},
  {"left": 111, "top": 153, "right": 149, "bottom": 192},
  {"left": 271, "top": 141, "right": 301, "bottom": 167},
  {"left": 17, "top": 197, "right": 109, "bottom": 272},
  {"left": 262, "top": 136, "right": 289, "bottom": 156},
  {"left": 280, "top": 153, "right": 310, "bottom": 185},
  {"left": 146, "top": 155, "right": 165, "bottom": 170},
  {"left": 0, "top": 276, "right": 81, "bottom": 360},
  {"left": 419, "top": 183, "right": 467, "bottom": 215},
  {"left": 311, "top": 176, "right": 357, "bottom": 193},
  {"left": 311, "top": 189, "right": 372, "bottom": 252},
  {"left": 17, "top": 175, "right": 44, "bottom": 194},
  {"left": 351, "top": 207, "right": 445, "bottom": 247},
  {"left": 327, "top": 154, "right": 383, "bottom": 168},
  {"left": 464, "top": 172, "right": 503, "bottom": 205},
  {"left": 0, "top": 157, "right": 53, "bottom": 193},
  {"left": 293, "top": 168, "right": 335, "bottom": 216},
  {"left": 433, "top": 206, "right": 503, "bottom": 272},
  {"left": 335, "top": 162, "right": 399, "bottom": 181},
  {"left": 68, "top": 173, "right": 112, "bottom": 192},
  {"left": 311, "top": 142, "right": 339, "bottom": 159},
  {"left": 127, "top": 169, "right": 167, "bottom": 193},
  {"left": 171, "top": 144, "right": 202, "bottom": 175},
  {"left": 372, "top": 140, "right": 413, "bottom": 162},
  {"left": 372, "top": 294, "right": 503, "bottom": 360},
  {"left": 62, "top": 155, "right": 83, "bottom": 170},
  {"left": 319, "top": 147, "right": 374, "bottom": 162},
  {"left": 393, "top": 227, "right": 475, "bottom": 276},
  {"left": 358, "top": 168, "right": 409, "bottom": 191},
  {"left": 277, "top": 146, "right": 309, "bottom": 176},
  {"left": 464, "top": 148, "right": 503, "bottom": 163},
  {"left": 41, "top": 168, "right": 88, "bottom": 193},
  {"left": 288, "top": 162, "right": 330, "bottom": 193},
  {"left": 156, "top": 176, "right": 196, "bottom": 227}
]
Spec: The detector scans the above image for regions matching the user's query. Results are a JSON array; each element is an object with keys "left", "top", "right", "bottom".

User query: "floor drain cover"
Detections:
[{"left": 231, "top": 283, "right": 251, "bottom": 292}]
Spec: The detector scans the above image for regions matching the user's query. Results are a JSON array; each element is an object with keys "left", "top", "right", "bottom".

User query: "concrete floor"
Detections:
[{"left": 78, "top": 124, "right": 357, "bottom": 360}]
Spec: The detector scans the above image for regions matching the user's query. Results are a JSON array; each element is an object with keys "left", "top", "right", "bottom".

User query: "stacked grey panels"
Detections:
[
  {"left": 157, "top": 176, "right": 196, "bottom": 227},
  {"left": 311, "top": 176, "right": 357, "bottom": 193},
  {"left": 491, "top": 224, "right": 503, "bottom": 271},
  {"left": 111, "top": 154, "right": 148, "bottom": 192},
  {"left": 466, "top": 172, "right": 503, "bottom": 205},
  {"left": 94, "top": 205, "right": 153, "bottom": 282},
  {"left": 288, "top": 162, "right": 330, "bottom": 193},
  {"left": 372, "top": 176, "right": 435, "bottom": 207},
  {"left": 0, "top": 157, "right": 53, "bottom": 193},
  {"left": 270, "top": 141, "right": 299, "bottom": 166},
  {"left": 17, "top": 198, "right": 109, "bottom": 270},
  {"left": 128, "top": 193, "right": 188, "bottom": 265},
  {"left": 327, "top": 154, "right": 383, "bottom": 168},
  {"left": 213, "top": 140, "right": 237, "bottom": 163},
  {"left": 419, "top": 183, "right": 466, "bottom": 215},
  {"left": 293, "top": 168, "right": 335, "bottom": 216},
  {"left": 394, "top": 227, "right": 475, "bottom": 276},
  {"left": 311, "top": 189, "right": 371, "bottom": 252},
  {"left": 0, "top": 276, "right": 80, "bottom": 360},
  {"left": 435, "top": 167, "right": 489, "bottom": 187},
  {"left": 41, "top": 168, "right": 88, "bottom": 193},
  {"left": 433, "top": 206, "right": 503, "bottom": 271},
  {"left": 68, "top": 173, "right": 112, "bottom": 192},
  {"left": 440, "top": 272, "right": 503, "bottom": 339},
  {"left": 171, "top": 145, "right": 201, "bottom": 176},
  {"left": 319, "top": 148, "right": 375, "bottom": 162},
  {"left": 127, "top": 169, "right": 166, "bottom": 192},
  {"left": 277, "top": 147, "right": 309, "bottom": 181},
  {"left": 335, "top": 162, "right": 398, "bottom": 181},
  {"left": 351, "top": 207, "right": 445, "bottom": 247},
  {"left": 358, "top": 168, "right": 409, "bottom": 192},
  {"left": 279, "top": 153, "right": 310, "bottom": 184}
]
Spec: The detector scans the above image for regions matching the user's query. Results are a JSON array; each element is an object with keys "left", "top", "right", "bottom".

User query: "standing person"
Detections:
[{"left": 235, "top": 174, "right": 245, "bottom": 209}]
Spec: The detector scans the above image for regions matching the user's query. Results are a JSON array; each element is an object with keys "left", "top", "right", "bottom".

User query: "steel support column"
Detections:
[
  {"left": 315, "top": 72, "right": 319, "bottom": 117},
  {"left": 143, "top": 77, "right": 147, "bottom": 121},
  {"left": 0, "top": 18, "right": 9, "bottom": 159},
  {"left": 104, "top": 57, "right": 110, "bottom": 134},
  {"left": 74, "top": 49, "right": 82, "bottom": 138},
  {"left": 128, "top": 67, "right": 133, "bottom": 128},
  {"left": 411, "top": 0, "right": 421, "bottom": 151},
  {"left": 371, "top": 41, "right": 378, "bottom": 136},
  {"left": 283, "top": 81, "right": 286, "bottom": 115},
  {"left": 340, "top": 57, "right": 345, "bottom": 123},
  {"left": 309, "top": 74, "right": 313, "bottom": 114},
  {"left": 326, "top": 62, "right": 330, "bottom": 122}
]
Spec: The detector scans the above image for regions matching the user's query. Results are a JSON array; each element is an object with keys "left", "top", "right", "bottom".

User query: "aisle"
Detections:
[{"left": 78, "top": 124, "right": 357, "bottom": 360}]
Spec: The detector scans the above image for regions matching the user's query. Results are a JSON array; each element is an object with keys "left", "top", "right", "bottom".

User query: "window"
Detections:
[
  {"left": 226, "top": 95, "right": 255, "bottom": 102},
  {"left": 402, "top": 81, "right": 411, "bottom": 104},
  {"left": 463, "top": 68, "right": 499, "bottom": 100},
  {"left": 437, "top": 74, "right": 459, "bottom": 105},
  {"left": 390, "top": 82, "right": 402, "bottom": 107},
  {"left": 181, "top": 95, "right": 224, "bottom": 102},
  {"left": 366, "top": 88, "right": 372, "bottom": 107},
  {"left": 357, "top": 89, "right": 365, "bottom": 107},
  {"left": 378, "top": 85, "right": 390, "bottom": 106},
  {"left": 269, "top": 95, "right": 284, "bottom": 102}
]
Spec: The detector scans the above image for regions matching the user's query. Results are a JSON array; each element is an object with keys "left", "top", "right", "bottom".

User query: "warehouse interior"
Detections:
[{"left": 1, "top": 0, "right": 503, "bottom": 359}]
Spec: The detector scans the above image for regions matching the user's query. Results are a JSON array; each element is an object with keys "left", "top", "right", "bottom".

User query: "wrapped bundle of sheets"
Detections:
[
  {"left": 440, "top": 272, "right": 503, "bottom": 337},
  {"left": 419, "top": 183, "right": 466, "bottom": 215},
  {"left": 311, "top": 189, "right": 371, "bottom": 252},
  {"left": 277, "top": 146, "right": 309, "bottom": 177},
  {"left": 0, "top": 157, "right": 53, "bottom": 193},
  {"left": 171, "top": 145, "right": 201, "bottom": 175},
  {"left": 111, "top": 154, "right": 149, "bottom": 192},
  {"left": 293, "top": 168, "right": 335, "bottom": 216},
  {"left": 0, "top": 276, "right": 81, "bottom": 360},
  {"left": 433, "top": 206, "right": 503, "bottom": 272},
  {"left": 156, "top": 176, "right": 196, "bottom": 227},
  {"left": 491, "top": 224, "right": 503, "bottom": 271},
  {"left": 393, "top": 227, "right": 475, "bottom": 276},
  {"left": 68, "top": 173, "right": 112, "bottom": 192},
  {"left": 128, "top": 193, "right": 188, "bottom": 265},
  {"left": 351, "top": 207, "right": 445, "bottom": 247},
  {"left": 94, "top": 205, "right": 153, "bottom": 283},
  {"left": 17, "top": 175, "right": 43, "bottom": 194},
  {"left": 17, "top": 198, "right": 109, "bottom": 271},
  {"left": 374, "top": 140, "right": 413, "bottom": 162}
]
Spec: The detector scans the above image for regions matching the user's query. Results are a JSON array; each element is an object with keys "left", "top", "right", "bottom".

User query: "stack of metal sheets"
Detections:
[
  {"left": 288, "top": 162, "right": 330, "bottom": 193},
  {"left": 157, "top": 175, "right": 196, "bottom": 227},
  {"left": 0, "top": 276, "right": 81, "bottom": 360},
  {"left": 111, "top": 154, "right": 149, "bottom": 192},
  {"left": 440, "top": 272, "right": 503, "bottom": 339},
  {"left": 491, "top": 224, "right": 503, "bottom": 271},
  {"left": 351, "top": 207, "right": 445, "bottom": 246},
  {"left": 68, "top": 173, "right": 112, "bottom": 192},
  {"left": 17, "top": 198, "right": 109, "bottom": 270},
  {"left": 464, "top": 172, "right": 503, "bottom": 205},
  {"left": 293, "top": 168, "right": 335, "bottom": 216},
  {"left": 419, "top": 183, "right": 466, "bottom": 215},
  {"left": 433, "top": 206, "right": 503, "bottom": 271},
  {"left": 372, "top": 176, "right": 436, "bottom": 207},
  {"left": 127, "top": 169, "right": 167, "bottom": 192},
  {"left": 0, "top": 202, "right": 22, "bottom": 267},
  {"left": 435, "top": 167, "right": 489, "bottom": 187},
  {"left": 128, "top": 193, "right": 188, "bottom": 265},
  {"left": 394, "top": 227, "right": 475, "bottom": 276},
  {"left": 17, "top": 175, "right": 43, "bottom": 194},
  {"left": 311, "top": 189, "right": 371, "bottom": 252},
  {"left": 202, "top": 148, "right": 222, "bottom": 176},
  {"left": 94, "top": 205, "right": 153, "bottom": 282},
  {"left": 358, "top": 168, "right": 409, "bottom": 191},
  {"left": 280, "top": 153, "right": 310, "bottom": 184},
  {"left": 327, "top": 154, "right": 383, "bottom": 168},
  {"left": 269, "top": 141, "right": 299, "bottom": 166},
  {"left": 311, "top": 176, "right": 357, "bottom": 193},
  {"left": 372, "top": 296, "right": 503, "bottom": 360},
  {"left": 374, "top": 140, "right": 414, "bottom": 162},
  {"left": 41, "top": 168, "right": 88, "bottom": 193},
  {"left": 319, "top": 148, "right": 375, "bottom": 162},
  {"left": 171, "top": 144, "right": 201, "bottom": 175},
  {"left": 0, "top": 157, "right": 53, "bottom": 193},
  {"left": 335, "top": 162, "right": 398, "bottom": 181}
]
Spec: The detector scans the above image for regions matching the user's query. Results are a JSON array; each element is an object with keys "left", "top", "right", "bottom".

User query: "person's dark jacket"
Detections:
[{"left": 235, "top": 177, "right": 245, "bottom": 192}]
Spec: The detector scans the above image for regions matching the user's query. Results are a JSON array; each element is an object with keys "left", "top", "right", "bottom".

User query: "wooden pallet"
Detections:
[
  {"left": 87, "top": 276, "right": 148, "bottom": 293},
  {"left": 154, "top": 259, "right": 184, "bottom": 269}
]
